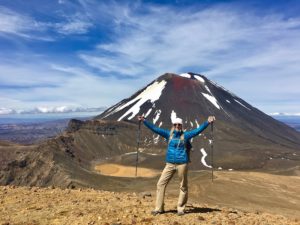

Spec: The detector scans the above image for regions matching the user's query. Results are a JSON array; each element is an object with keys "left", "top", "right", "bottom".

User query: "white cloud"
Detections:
[
  {"left": 79, "top": 54, "right": 146, "bottom": 76},
  {"left": 0, "top": 107, "right": 15, "bottom": 115},
  {"left": 0, "top": 6, "right": 45, "bottom": 39},
  {"left": 0, "top": 6, "right": 93, "bottom": 39},
  {"left": 0, "top": 61, "right": 69, "bottom": 87},
  {"left": 87, "top": 5, "right": 300, "bottom": 76},
  {"left": 56, "top": 20, "right": 92, "bottom": 34},
  {"left": 0, "top": 54, "right": 145, "bottom": 110},
  {"left": 77, "top": 2, "right": 300, "bottom": 113},
  {"left": 48, "top": 64, "right": 144, "bottom": 105},
  {"left": 55, "top": 12, "right": 93, "bottom": 35}
]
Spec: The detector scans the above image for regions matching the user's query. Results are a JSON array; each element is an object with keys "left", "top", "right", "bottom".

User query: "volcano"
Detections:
[{"left": 96, "top": 72, "right": 300, "bottom": 169}]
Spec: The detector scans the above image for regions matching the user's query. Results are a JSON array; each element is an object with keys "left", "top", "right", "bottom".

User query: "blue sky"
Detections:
[{"left": 0, "top": 0, "right": 300, "bottom": 114}]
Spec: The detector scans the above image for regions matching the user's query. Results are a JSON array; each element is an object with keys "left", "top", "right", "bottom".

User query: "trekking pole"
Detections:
[
  {"left": 210, "top": 121, "right": 214, "bottom": 182},
  {"left": 135, "top": 120, "right": 142, "bottom": 177}
]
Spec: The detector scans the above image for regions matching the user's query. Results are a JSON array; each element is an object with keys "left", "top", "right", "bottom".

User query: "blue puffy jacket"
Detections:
[{"left": 143, "top": 120, "right": 209, "bottom": 164}]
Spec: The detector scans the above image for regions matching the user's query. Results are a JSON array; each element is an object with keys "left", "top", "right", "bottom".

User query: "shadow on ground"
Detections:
[{"left": 164, "top": 207, "right": 222, "bottom": 214}]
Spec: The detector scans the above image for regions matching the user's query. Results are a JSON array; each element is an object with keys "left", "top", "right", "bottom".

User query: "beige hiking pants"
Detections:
[{"left": 155, "top": 163, "right": 188, "bottom": 213}]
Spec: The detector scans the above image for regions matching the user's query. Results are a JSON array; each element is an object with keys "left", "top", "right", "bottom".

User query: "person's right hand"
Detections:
[{"left": 138, "top": 115, "right": 145, "bottom": 121}]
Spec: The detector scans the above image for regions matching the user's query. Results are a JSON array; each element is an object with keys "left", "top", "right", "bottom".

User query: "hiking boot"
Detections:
[
  {"left": 151, "top": 210, "right": 164, "bottom": 216},
  {"left": 177, "top": 211, "right": 185, "bottom": 216}
]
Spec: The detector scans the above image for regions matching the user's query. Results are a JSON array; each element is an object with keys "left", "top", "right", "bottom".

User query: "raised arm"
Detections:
[
  {"left": 138, "top": 116, "right": 169, "bottom": 139},
  {"left": 184, "top": 116, "right": 215, "bottom": 140}
]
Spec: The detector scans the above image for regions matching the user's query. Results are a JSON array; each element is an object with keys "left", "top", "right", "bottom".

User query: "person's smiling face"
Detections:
[{"left": 173, "top": 123, "right": 182, "bottom": 131}]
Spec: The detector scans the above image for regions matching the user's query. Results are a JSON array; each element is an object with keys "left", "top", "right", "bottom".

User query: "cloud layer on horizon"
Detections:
[{"left": 0, "top": 105, "right": 105, "bottom": 115}]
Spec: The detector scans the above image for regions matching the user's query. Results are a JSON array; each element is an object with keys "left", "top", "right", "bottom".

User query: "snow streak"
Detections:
[
  {"left": 180, "top": 73, "right": 191, "bottom": 79},
  {"left": 170, "top": 110, "right": 177, "bottom": 123},
  {"left": 195, "top": 119, "right": 199, "bottom": 127},
  {"left": 234, "top": 99, "right": 251, "bottom": 110},
  {"left": 153, "top": 109, "right": 161, "bottom": 124},
  {"left": 202, "top": 93, "right": 221, "bottom": 110},
  {"left": 144, "top": 108, "right": 153, "bottom": 118},
  {"left": 194, "top": 75, "right": 205, "bottom": 83},
  {"left": 200, "top": 148, "right": 212, "bottom": 168},
  {"left": 115, "top": 80, "right": 167, "bottom": 121},
  {"left": 153, "top": 134, "right": 160, "bottom": 144},
  {"left": 205, "top": 85, "right": 212, "bottom": 94}
]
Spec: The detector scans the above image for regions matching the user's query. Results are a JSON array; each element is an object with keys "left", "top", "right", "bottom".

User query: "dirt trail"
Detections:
[
  {"left": 94, "top": 163, "right": 160, "bottom": 178},
  {"left": 1, "top": 185, "right": 299, "bottom": 225}
]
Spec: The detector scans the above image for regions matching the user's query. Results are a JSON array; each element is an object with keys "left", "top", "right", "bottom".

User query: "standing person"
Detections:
[{"left": 138, "top": 115, "right": 216, "bottom": 216}]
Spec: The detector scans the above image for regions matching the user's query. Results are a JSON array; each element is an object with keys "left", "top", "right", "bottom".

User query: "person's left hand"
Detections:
[{"left": 208, "top": 116, "right": 216, "bottom": 123}]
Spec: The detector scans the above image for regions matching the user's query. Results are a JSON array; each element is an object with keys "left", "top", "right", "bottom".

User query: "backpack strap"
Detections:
[{"left": 180, "top": 133, "right": 184, "bottom": 141}]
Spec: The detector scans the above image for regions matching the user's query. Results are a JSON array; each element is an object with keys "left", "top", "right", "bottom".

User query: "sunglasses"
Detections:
[{"left": 173, "top": 123, "right": 182, "bottom": 127}]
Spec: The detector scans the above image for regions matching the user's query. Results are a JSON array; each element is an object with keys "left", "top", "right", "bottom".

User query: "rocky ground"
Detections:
[{"left": 1, "top": 185, "right": 299, "bottom": 225}]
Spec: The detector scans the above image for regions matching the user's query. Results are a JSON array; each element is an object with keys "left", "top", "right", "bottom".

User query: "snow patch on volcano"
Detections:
[
  {"left": 153, "top": 134, "right": 160, "bottom": 144},
  {"left": 180, "top": 73, "right": 191, "bottom": 79},
  {"left": 116, "top": 80, "right": 167, "bottom": 121},
  {"left": 205, "top": 85, "right": 213, "bottom": 94},
  {"left": 194, "top": 75, "right": 205, "bottom": 83},
  {"left": 153, "top": 110, "right": 161, "bottom": 124},
  {"left": 144, "top": 108, "right": 153, "bottom": 118},
  {"left": 234, "top": 99, "right": 251, "bottom": 110},
  {"left": 200, "top": 148, "right": 212, "bottom": 168},
  {"left": 171, "top": 110, "right": 177, "bottom": 123},
  {"left": 202, "top": 93, "right": 220, "bottom": 110}
]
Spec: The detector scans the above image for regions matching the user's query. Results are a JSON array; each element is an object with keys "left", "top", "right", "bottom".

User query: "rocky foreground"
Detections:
[{"left": 0, "top": 185, "right": 299, "bottom": 225}]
